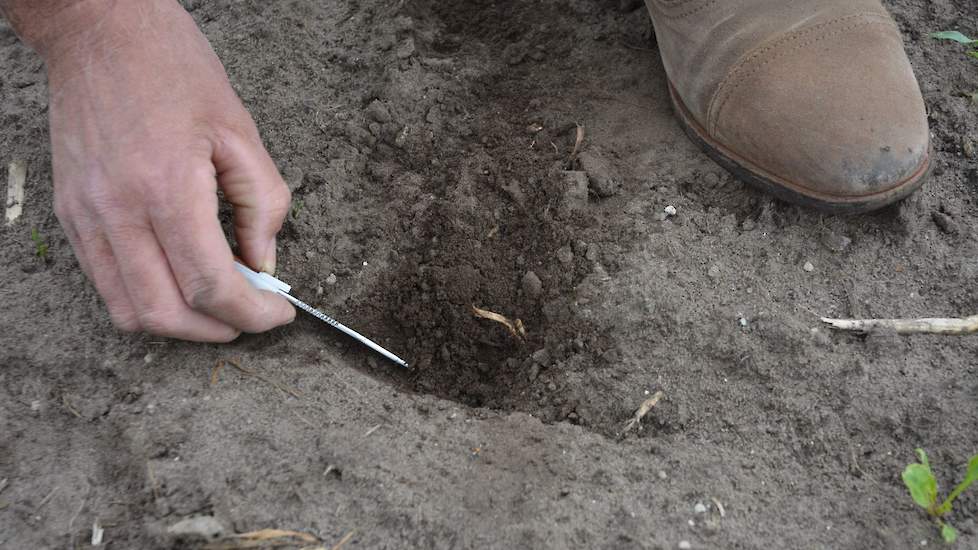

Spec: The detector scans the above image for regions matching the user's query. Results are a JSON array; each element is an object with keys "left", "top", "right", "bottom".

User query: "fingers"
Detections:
[
  {"left": 149, "top": 164, "right": 295, "bottom": 334},
  {"left": 104, "top": 215, "right": 243, "bottom": 343},
  {"left": 73, "top": 228, "right": 141, "bottom": 331},
  {"left": 212, "top": 127, "right": 291, "bottom": 274},
  {"left": 57, "top": 207, "right": 142, "bottom": 331}
]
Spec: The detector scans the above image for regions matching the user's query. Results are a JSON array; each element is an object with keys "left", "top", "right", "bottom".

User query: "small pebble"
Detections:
[
  {"left": 305, "top": 250, "right": 316, "bottom": 259},
  {"left": 707, "top": 265, "right": 720, "bottom": 279},
  {"left": 143, "top": 353, "right": 154, "bottom": 365},
  {"left": 820, "top": 231, "right": 852, "bottom": 253},
  {"left": 678, "top": 541, "right": 692, "bottom": 550},
  {"left": 694, "top": 502, "right": 707, "bottom": 514},
  {"left": 167, "top": 516, "right": 225, "bottom": 540},
  {"left": 585, "top": 244, "right": 600, "bottom": 262},
  {"left": 933, "top": 212, "right": 958, "bottom": 235},
  {"left": 803, "top": 261, "right": 814, "bottom": 272},
  {"left": 30, "top": 400, "right": 41, "bottom": 412},
  {"left": 738, "top": 317, "right": 748, "bottom": 327},
  {"left": 547, "top": 382, "right": 557, "bottom": 391},
  {"left": 664, "top": 205, "right": 678, "bottom": 217},
  {"left": 522, "top": 271, "right": 543, "bottom": 298},
  {"left": 556, "top": 246, "right": 574, "bottom": 267},
  {"left": 396, "top": 37, "right": 416, "bottom": 59},
  {"left": 527, "top": 363, "right": 541, "bottom": 382},
  {"left": 325, "top": 273, "right": 338, "bottom": 285},
  {"left": 579, "top": 152, "right": 621, "bottom": 198},
  {"left": 657, "top": 470, "right": 668, "bottom": 480},
  {"left": 531, "top": 348, "right": 551, "bottom": 366}
]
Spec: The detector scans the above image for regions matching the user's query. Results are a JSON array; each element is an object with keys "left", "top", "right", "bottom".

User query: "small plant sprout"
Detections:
[
  {"left": 30, "top": 228, "right": 48, "bottom": 259},
  {"left": 902, "top": 449, "right": 978, "bottom": 544},
  {"left": 930, "top": 30, "right": 978, "bottom": 60},
  {"left": 290, "top": 199, "right": 304, "bottom": 220}
]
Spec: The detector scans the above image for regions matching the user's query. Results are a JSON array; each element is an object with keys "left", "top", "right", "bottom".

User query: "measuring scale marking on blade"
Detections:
[{"left": 234, "top": 261, "right": 409, "bottom": 368}]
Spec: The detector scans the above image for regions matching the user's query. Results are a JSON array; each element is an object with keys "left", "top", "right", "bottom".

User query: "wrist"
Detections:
[
  {"left": 2, "top": 0, "right": 112, "bottom": 59},
  {"left": 4, "top": 0, "right": 189, "bottom": 65}
]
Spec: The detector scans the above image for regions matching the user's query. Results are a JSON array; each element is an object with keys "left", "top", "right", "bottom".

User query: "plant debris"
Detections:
[
  {"left": 821, "top": 314, "right": 978, "bottom": 335},
  {"left": 471, "top": 305, "right": 527, "bottom": 342},
  {"left": 5, "top": 159, "right": 25, "bottom": 225},
  {"left": 203, "top": 528, "right": 320, "bottom": 550},
  {"left": 621, "top": 391, "right": 664, "bottom": 435}
]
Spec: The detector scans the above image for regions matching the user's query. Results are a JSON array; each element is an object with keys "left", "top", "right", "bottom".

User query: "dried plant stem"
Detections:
[{"left": 821, "top": 315, "right": 978, "bottom": 335}]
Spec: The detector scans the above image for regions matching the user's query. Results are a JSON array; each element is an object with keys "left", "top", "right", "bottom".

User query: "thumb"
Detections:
[{"left": 212, "top": 128, "right": 291, "bottom": 274}]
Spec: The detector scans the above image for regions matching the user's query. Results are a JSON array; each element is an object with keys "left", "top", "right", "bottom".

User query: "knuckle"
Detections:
[
  {"left": 214, "top": 121, "right": 259, "bottom": 151},
  {"left": 109, "top": 310, "right": 141, "bottom": 333},
  {"left": 136, "top": 308, "right": 179, "bottom": 336},
  {"left": 181, "top": 269, "right": 228, "bottom": 311},
  {"left": 266, "top": 183, "right": 292, "bottom": 216}
]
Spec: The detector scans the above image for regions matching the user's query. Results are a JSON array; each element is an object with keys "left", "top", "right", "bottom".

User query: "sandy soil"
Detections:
[{"left": 2, "top": 0, "right": 977, "bottom": 548}]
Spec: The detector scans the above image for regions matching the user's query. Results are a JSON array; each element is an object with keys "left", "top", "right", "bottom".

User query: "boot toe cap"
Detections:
[{"left": 709, "top": 18, "right": 929, "bottom": 201}]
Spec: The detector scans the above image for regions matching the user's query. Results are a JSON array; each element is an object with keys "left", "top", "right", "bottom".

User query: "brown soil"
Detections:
[{"left": 2, "top": 0, "right": 977, "bottom": 548}]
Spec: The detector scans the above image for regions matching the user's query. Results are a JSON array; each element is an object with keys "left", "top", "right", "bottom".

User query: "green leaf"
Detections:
[
  {"left": 931, "top": 31, "right": 978, "bottom": 44},
  {"left": 904, "top": 463, "right": 938, "bottom": 511},
  {"left": 941, "top": 522, "right": 958, "bottom": 544},
  {"left": 917, "top": 448, "right": 931, "bottom": 469},
  {"left": 939, "top": 454, "right": 978, "bottom": 514},
  {"left": 968, "top": 51, "right": 978, "bottom": 60}
]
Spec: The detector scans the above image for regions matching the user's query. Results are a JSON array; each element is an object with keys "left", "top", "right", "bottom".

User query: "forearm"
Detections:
[{"left": 1, "top": 0, "right": 117, "bottom": 58}]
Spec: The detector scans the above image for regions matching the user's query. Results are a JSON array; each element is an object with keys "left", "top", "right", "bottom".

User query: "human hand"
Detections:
[{"left": 28, "top": 0, "right": 295, "bottom": 341}]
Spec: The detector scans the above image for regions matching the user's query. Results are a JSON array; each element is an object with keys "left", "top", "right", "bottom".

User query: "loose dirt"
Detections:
[{"left": 2, "top": 0, "right": 976, "bottom": 548}]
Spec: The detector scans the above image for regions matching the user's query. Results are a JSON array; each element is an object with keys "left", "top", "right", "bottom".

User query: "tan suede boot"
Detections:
[{"left": 645, "top": 0, "right": 930, "bottom": 213}]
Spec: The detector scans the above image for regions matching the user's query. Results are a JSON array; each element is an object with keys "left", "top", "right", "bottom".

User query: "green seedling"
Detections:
[
  {"left": 30, "top": 228, "right": 48, "bottom": 259},
  {"left": 930, "top": 30, "right": 978, "bottom": 60},
  {"left": 291, "top": 199, "right": 304, "bottom": 220},
  {"left": 902, "top": 449, "right": 978, "bottom": 544}
]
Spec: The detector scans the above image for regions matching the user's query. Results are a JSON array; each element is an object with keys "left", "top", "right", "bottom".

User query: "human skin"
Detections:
[{"left": 0, "top": 0, "right": 296, "bottom": 341}]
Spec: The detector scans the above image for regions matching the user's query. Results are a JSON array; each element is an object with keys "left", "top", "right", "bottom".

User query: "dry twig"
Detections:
[
  {"left": 204, "top": 528, "right": 319, "bottom": 550},
  {"left": 62, "top": 393, "right": 81, "bottom": 418},
  {"left": 567, "top": 124, "right": 585, "bottom": 166},
  {"left": 36, "top": 486, "right": 59, "bottom": 510},
  {"left": 821, "top": 314, "right": 978, "bottom": 335},
  {"left": 363, "top": 424, "right": 382, "bottom": 437},
  {"left": 621, "top": 391, "right": 663, "bottom": 435},
  {"left": 711, "top": 497, "right": 726, "bottom": 518},
  {"left": 331, "top": 530, "right": 355, "bottom": 550},
  {"left": 210, "top": 360, "right": 226, "bottom": 386}
]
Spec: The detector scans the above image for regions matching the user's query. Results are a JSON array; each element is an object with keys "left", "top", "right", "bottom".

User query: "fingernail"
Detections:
[{"left": 260, "top": 240, "right": 277, "bottom": 274}]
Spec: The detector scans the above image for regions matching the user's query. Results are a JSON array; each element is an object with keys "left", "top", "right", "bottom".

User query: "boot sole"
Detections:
[{"left": 667, "top": 80, "right": 930, "bottom": 214}]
